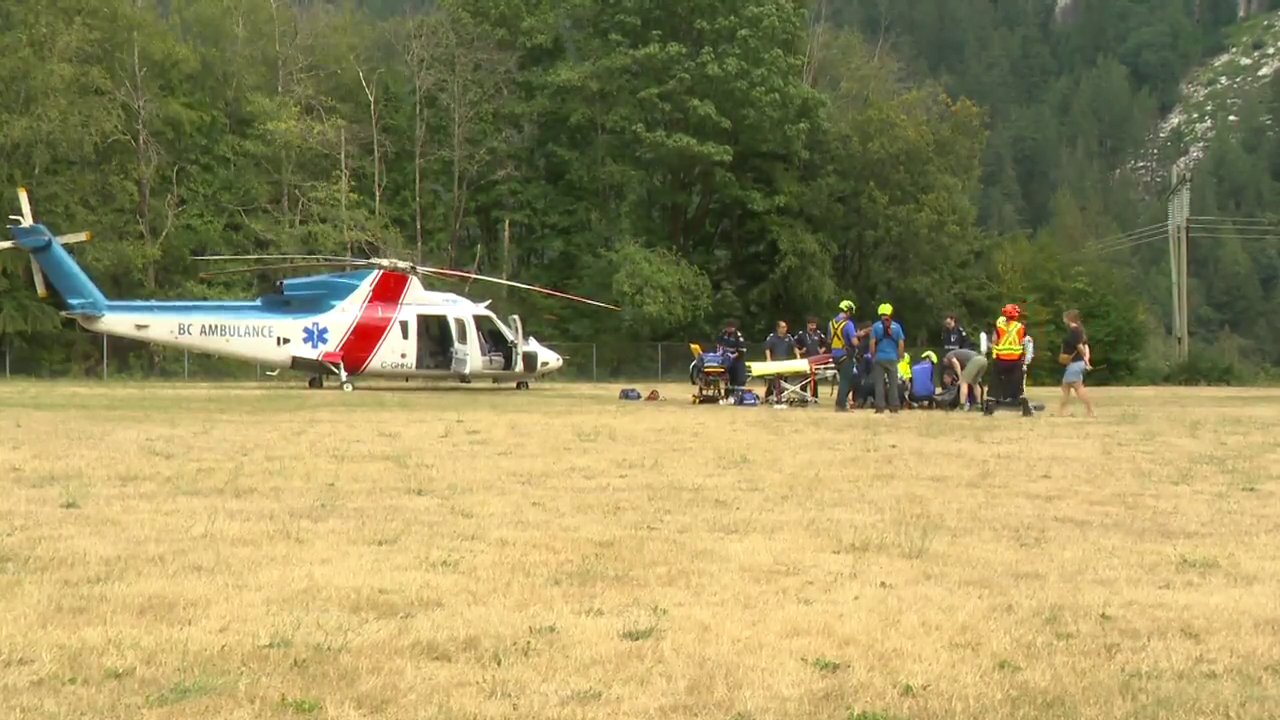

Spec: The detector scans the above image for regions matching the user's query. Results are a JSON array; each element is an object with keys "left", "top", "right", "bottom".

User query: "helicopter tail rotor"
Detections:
[{"left": 2, "top": 187, "right": 94, "bottom": 301}]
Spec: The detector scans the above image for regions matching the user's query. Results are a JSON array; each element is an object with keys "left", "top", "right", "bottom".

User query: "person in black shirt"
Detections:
[
  {"left": 764, "top": 320, "right": 799, "bottom": 361},
  {"left": 795, "top": 317, "right": 828, "bottom": 358},
  {"left": 941, "top": 314, "right": 970, "bottom": 353},
  {"left": 715, "top": 319, "right": 748, "bottom": 390},
  {"left": 1056, "top": 308, "right": 1095, "bottom": 417},
  {"left": 762, "top": 320, "right": 799, "bottom": 402},
  {"left": 794, "top": 317, "right": 828, "bottom": 399}
]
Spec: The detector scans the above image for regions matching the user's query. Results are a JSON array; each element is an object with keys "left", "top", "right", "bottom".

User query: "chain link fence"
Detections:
[
  {"left": 0, "top": 335, "right": 707, "bottom": 384},
  {"left": 1, "top": 334, "right": 295, "bottom": 381},
  {"left": 1, "top": 334, "right": 1073, "bottom": 387}
]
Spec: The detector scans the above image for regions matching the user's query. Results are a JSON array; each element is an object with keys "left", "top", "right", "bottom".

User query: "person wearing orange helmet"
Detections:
[{"left": 985, "top": 303, "right": 1034, "bottom": 417}]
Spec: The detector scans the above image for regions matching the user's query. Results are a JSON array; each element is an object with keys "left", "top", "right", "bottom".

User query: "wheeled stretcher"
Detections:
[
  {"left": 689, "top": 343, "right": 742, "bottom": 403},
  {"left": 745, "top": 354, "right": 836, "bottom": 405}
]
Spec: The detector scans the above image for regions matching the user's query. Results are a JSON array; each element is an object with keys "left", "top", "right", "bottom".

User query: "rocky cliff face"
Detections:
[
  {"left": 1240, "top": 0, "right": 1270, "bottom": 20},
  {"left": 1131, "top": 11, "right": 1280, "bottom": 182},
  {"left": 1055, "top": 0, "right": 1269, "bottom": 25},
  {"left": 1054, "top": 0, "right": 1077, "bottom": 23}
]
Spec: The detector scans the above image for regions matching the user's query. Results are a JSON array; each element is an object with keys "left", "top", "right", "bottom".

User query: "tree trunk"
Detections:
[
  {"left": 271, "top": 0, "right": 290, "bottom": 220},
  {"left": 414, "top": 90, "right": 424, "bottom": 264},
  {"left": 450, "top": 77, "right": 463, "bottom": 267},
  {"left": 803, "top": 0, "right": 826, "bottom": 87},
  {"left": 502, "top": 218, "right": 510, "bottom": 281},
  {"left": 341, "top": 126, "right": 350, "bottom": 256},
  {"left": 125, "top": 4, "right": 160, "bottom": 292},
  {"left": 356, "top": 65, "right": 382, "bottom": 217}
]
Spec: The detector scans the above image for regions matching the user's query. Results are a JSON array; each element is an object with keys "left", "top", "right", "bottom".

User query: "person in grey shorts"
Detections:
[{"left": 944, "top": 348, "right": 987, "bottom": 410}]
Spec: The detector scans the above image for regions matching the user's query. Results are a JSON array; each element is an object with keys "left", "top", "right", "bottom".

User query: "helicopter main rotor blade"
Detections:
[
  {"left": 192, "top": 255, "right": 457, "bottom": 282},
  {"left": 190, "top": 254, "right": 619, "bottom": 309},
  {"left": 198, "top": 260, "right": 365, "bottom": 278},
  {"left": 413, "top": 265, "right": 620, "bottom": 310},
  {"left": 193, "top": 254, "right": 363, "bottom": 264}
]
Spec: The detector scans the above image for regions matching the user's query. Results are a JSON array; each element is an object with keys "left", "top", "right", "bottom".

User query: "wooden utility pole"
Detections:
[
  {"left": 1179, "top": 178, "right": 1190, "bottom": 362},
  {"left": 1167, "top": 165, "right": 1191, "bottom": 361}
]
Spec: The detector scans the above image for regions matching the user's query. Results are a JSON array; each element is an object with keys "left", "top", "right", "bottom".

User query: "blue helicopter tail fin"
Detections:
[{"left": 2, "top": 188, "right": 106, "bottom": 317}]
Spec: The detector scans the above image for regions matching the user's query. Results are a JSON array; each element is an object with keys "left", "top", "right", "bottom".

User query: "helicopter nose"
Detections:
[{"left": 540, "top": 346, "right": 563, "bottom": 373}]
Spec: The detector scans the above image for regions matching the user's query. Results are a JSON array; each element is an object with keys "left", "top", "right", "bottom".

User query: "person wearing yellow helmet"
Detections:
[
  {"left": 829, "top": 299, "right": 861, "bottom": 412},
  {"left": 869, "top": 302, "right": 904, "bottom": 414}
]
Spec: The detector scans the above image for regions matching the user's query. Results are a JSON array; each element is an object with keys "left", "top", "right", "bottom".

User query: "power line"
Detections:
[
  {"left": 1088, "top": 232, "right": 1166, "bottom": 255},
  {"left": 1189, "top": 215, "right": 1275, "bottom": 224},
  {"left": 1083, "top": 222, "right": 1280, "bottom": 255},
  {"left": 1087, "top": 230, "right": 1280, "bottom": 254},
  {"left": 1086, "top": 227, "right": 1168, "bottom": 254},
  {"left": 1084, "top": 222, "right": 1167, "bottom": 250},
  {"left": 1187, "top": 233, "right": 1280, "bottom": 241},
  {"left": 1187, "top": 223, "right": 1275, "bottom": 229},
  {"left": 1188, "top": 224, "right": 1280, "bottom": 234},
  {"left": 1089, "top": 226, "right": 1167, "bottom": 250}
]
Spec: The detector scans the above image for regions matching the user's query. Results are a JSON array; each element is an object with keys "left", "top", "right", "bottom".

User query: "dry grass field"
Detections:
[{"left": 2, "top": 380, "right": 1279, "bottom": 720}]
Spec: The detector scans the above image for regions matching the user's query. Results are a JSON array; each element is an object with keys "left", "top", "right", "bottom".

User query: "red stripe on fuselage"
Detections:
[
  {"left": 331, "top": 273, "right": 379, "bottom": 350},
  {"left": 337, "top": 271, "right": 412, "bottom": 374},
  {"left": 362, "top": 273, "right": 414, "bottom": 372}
]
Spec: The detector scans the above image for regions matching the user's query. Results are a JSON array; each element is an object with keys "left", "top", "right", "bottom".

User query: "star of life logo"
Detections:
[{"left": 302, "top": 322, "right": 329, "bottom": 349}]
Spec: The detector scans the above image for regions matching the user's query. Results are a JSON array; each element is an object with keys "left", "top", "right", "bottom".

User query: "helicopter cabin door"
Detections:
[
  {"left": 448, "top": 315, "right": 478, "bottom": 375},
  {"left": 507, "top": 314, "right": 524, "bottom": 373},
  {"left": 508, "top": 314, "right": 541, "bottom": 375}
]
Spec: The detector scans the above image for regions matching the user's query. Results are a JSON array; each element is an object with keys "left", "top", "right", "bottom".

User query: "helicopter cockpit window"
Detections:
[
  {"left": 490, "top": 315, "right": 513, "bottom": 337},
  {"left": 474, "top": 314, "right": 514, "bottom": 371}
]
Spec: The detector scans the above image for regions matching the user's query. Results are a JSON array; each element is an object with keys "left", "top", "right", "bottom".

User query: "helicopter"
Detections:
[{"left": 1, "top": 187, "right": 619, "bottom": 391}]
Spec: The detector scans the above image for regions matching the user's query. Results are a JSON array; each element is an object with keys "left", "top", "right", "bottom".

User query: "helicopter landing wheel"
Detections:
[
  {"left": 307, "top": 375, "right": 324, "bottom": 389},
  {"left": 515, "top": 381, "right": 530, "bottom": 390},
  {"left": 340, "top": 381, "right": 354, "bottom": 393}
]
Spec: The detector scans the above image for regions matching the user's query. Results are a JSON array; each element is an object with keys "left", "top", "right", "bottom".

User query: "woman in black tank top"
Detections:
[{"left": 1057, "top": 309, "right": 1095, "bottom": 417}]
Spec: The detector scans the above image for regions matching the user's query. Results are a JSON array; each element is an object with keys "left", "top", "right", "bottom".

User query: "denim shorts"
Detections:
[{"left": 1062, "top": 360, "right": 1087, "bottom": 385}]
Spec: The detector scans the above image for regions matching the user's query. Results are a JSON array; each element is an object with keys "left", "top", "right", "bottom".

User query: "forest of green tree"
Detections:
[{"left": 2, "top": 0, "right": 1280, "bottom": 383}]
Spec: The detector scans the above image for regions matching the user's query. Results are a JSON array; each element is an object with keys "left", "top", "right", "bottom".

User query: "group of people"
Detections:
[{"left": 710, "top": 301, "right": 1096, "bottom": 417}]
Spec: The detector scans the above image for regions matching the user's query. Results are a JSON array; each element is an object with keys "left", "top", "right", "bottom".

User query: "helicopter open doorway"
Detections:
[
  {"left": 475, "top": 314, "right": 515, "bottom": 372},
  {"left": 416, "top": 314, "right": 452, "bottom": 370}
]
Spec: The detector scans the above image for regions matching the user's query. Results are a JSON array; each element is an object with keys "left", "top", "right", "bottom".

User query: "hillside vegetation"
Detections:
[
  {"left": 1, "top": 0, "right": 1279, "bottom": 382},
  {"left": 1140, "top": 11, "right": 1280, "bottom": 177}
]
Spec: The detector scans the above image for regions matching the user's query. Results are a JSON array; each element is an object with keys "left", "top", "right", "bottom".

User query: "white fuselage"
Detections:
[{"left": 74, "top": 270, "right": 564, "bottom": 381}]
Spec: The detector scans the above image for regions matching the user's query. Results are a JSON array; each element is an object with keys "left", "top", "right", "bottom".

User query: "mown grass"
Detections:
[{"left": 2, "top": 381, "right": 1279, "bottom": 719}]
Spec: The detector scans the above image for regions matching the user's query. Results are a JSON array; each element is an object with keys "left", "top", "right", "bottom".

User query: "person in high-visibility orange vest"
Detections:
[{"left": 985, "top": 303, "right": 1034, "bottom": 417}]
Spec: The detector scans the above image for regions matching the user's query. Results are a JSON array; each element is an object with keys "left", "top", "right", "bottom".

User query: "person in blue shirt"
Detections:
[
  {"left": 829, "top": 300, "right": 860, "bottom": 412},
  {"left": 869, "top": 302, "right": 904, "bottom": 414}
]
